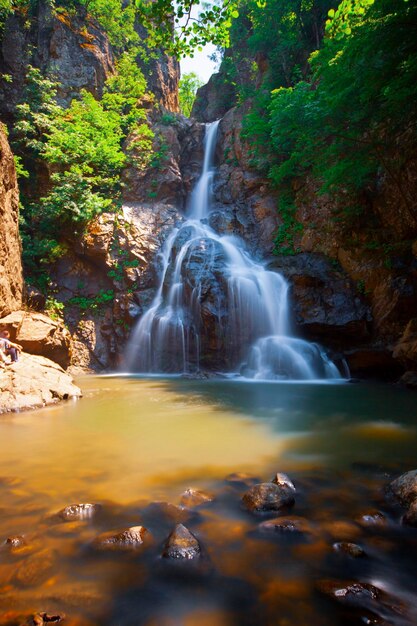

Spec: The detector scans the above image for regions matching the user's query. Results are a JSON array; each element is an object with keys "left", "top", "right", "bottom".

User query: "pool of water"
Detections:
[{"left": 0, "top": 377, "right": 416, "bottom": 625}]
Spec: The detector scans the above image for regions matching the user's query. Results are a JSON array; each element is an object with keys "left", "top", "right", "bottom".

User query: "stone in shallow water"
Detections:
[
  {"left": 179, "top": 488, "right": 214, "bottom": 508},
  {"left": 332, "top": 542, "right": 365, "bottom": 558},
  {"left": 162, "top": 523, "right": 201, "bottom": 560},
  {"left": 242, "top": 482, "right": 295, "bottom": 513},
  {"left": 5, "top": 535, "right": 26, "bottom": 549},
  {"left": 33, "top": 613, "right": 65, "bottom": 624},
  {"left": 258, "top": 516, "right": 311, "bottom": 535},
  {"left": 224, "top": 472, "right": 260, "bottom": 487},
  {"left": 317, "top": 579, "right": 381, "bottom": 603},
  {"left": 357, "top": 511, "right": 387, "bottom": 527},
  {"left": 13, "top": 549, "right": 55, "bottom": 587},
  {"left": 271, "top": 472, "right": 296, "bottom": 493},
  {"left": 93, "top": 526, "right": 149, "bottom": 550},
  {"left": 57, "top": 503, "right": 101, "bottom": 521},
  {"left": 388, "top": 469, "right": 417, "bottom": 507}
]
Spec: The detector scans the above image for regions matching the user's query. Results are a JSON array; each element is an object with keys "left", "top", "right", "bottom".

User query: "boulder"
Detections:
[
  {"left": 0, "top": 127, "right": 23, "bottom": 317},
  {"left": 271, "top": 472, "right": 296, "bottom": 493},
  {"left": 332, "top": 542, "right": 365, "bottom": 558},
  {"left": 242, "top": 482, "right": 295, "bottom": 513},
  {"left": 57, "top": 503, "right": 101, "bottom": 522},
  {"left": 0, "top": 353, "right": 81, "bottom": 413},
  {"left": 388, "top": 470, "right": 417, "bottom": 507},
  {"left": 162, "top": 523, "right": 201, "bottom": 560},
  {"left": 0, "top": 311, "right": 72, "bottom": 368},
  {"left": 93, "top": 526, "right": 149, "bottom": 550},
  {"left": 179, "top": 488, "right": 214, "bottom": 508}
]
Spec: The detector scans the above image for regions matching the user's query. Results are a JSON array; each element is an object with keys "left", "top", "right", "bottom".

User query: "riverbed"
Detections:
[{"left": 0, "top": 377, "right": 416, "bottom": 625}]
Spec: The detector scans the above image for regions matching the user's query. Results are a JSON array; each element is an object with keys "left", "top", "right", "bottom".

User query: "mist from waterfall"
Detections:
[{"left": 126, "top": 121, "right": 342, "bottom": 380}]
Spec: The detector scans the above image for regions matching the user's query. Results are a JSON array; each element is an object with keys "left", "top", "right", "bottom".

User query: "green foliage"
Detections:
[
  {"left": 179, "top": 72, "right": 204, "bottom": 117},
  {"left": 45, "top": 296, "right": 65, "bottom": 320},
  {"left": 134, "top": 0, "right": 238, "bottom": 57},
  {"left": 267, "top": 0, "right": 417, "bottom": 197},
  {"left": 273, "top": 191, "right": 302, "bottom": 255},
  {"left": 13, "top": 58, "right": 153, "bottom": 287},
  {"left": 68, "top": 289, "right": 115, "bottom": 311}
]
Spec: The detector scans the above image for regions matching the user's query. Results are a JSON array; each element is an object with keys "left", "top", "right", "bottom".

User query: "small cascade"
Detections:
[{"left": 126, "top": 121, "right": 343, "bottom": 380}]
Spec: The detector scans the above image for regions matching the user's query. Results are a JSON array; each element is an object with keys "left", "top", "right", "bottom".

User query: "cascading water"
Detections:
[{"left": 126, "top": 121, "right": 342, "bottom": 380}]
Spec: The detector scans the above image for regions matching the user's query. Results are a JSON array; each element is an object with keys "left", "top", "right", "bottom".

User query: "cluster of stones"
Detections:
[{"left": 2, "top": 470, "right": 417, "bottom": 624}]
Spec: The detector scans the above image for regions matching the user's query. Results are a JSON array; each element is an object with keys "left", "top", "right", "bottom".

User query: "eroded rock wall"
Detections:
[{"left": 0, "top": 127, "right": 22, "bottom": 317}]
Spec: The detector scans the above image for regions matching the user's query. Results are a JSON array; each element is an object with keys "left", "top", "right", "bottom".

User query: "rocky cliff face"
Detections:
[
  {"left": 0, "top": 127, "right": 22, "bottom": 317},
  {"left": 0, "top": 1, "right": 180, "bottom": 120},
  {"left": 0, "top": 2, "right": 114, "bottom": 116}
]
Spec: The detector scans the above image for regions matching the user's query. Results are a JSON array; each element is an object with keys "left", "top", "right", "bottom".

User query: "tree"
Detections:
[{"left": 179, "top": 72, "right": 204, "bottom": 117}]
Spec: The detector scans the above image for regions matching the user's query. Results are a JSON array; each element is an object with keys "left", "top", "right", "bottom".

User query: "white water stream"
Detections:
[{"left": 127, "top": 121, "right": 341, "bottom": 380}]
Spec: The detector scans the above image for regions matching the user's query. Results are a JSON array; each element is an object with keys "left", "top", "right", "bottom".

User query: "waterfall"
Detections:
[{"left": 126, "top": 121, "right": 342, "bottom": 380}]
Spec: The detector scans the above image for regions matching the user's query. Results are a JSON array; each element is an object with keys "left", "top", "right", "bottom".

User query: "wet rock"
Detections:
[
  {"left": 57, "top": 503, "right": 101, "bottom": 521},
  {"left": 14, "top": 550, "right": 54, "bottom": 587},
  {"left": 332, "top": 542, "right": 365, "bottom": 558},
  {"left": 317, "top": 579, "right": 381, "bottom": 603},
  {"left": 402, "top": 501, "right": 417, "bottom": 527},
  {"left": 162, "top": 524, "right": 201, "bottom": 560},
  {"left": 269, "top": 253, "right": 371, "bottom": 348},
  {"left": 258, "top": 516, "right": 312, "bottom": 535},
  {"left": 242, "top": 482, "right": 295, "bottom": 513},
  {"left": 93, "top": 526, "right": 149, "bottom": 550},
  {"left": 5, "top": 535, "right": 26, "bottom": 549},
  {"left": 271, "top": 472, "right": 296, "bottom": 493},
  {"left": 179, "top": 488, "right": 214, "bottom": 508},
  {"left": 357, "top": 511, "right": 387, "bottom": 527},
  {"left": 388, "top": 470, "right": 417, "bottom": 506},
  {"left": 32, "top": 613, "right": 64, "bottom": 625}
]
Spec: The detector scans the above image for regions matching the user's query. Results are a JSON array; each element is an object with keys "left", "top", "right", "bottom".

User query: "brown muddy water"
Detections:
[{"left": 0, "top": 376, "right": 417, "bottom": 626}]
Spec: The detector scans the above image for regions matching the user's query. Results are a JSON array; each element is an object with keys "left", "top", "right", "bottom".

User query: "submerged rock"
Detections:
[
  {"left": 93, "top": 526, "right": 149, "bottom": 550},
  {"left": 388, "top": 469, "right": 417, "bottom": 506},
  {"left": 13, "top": 550, "right": 55, "bottom": 587},
  {"left": 142, "top": 501, "right": 192, "bottom": 525},
  {"left": 242, "top": 482, "right": 295, "bottom": 513},
  {"left": 224, "top": 472, "right": 260, "bottom": 487},
  {"left": 332, "top": 542, "right": 365, "bottom": 558},
  {"left": 57, "top": 503, "right": 101, "bottom": 521},
  {"left": 162, "top": 523, "right": 201, "bottom": 560},
  {"left": 258, "top": 516, "right": 312, "bottom": 536},
  {"left": 179, "top": 488, "right": 214, "bottom": 508}
]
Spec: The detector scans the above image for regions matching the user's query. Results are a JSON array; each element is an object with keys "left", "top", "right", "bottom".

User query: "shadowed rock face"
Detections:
[{"left": 0, "top": 128, "right": 22, "bottom": 317}]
